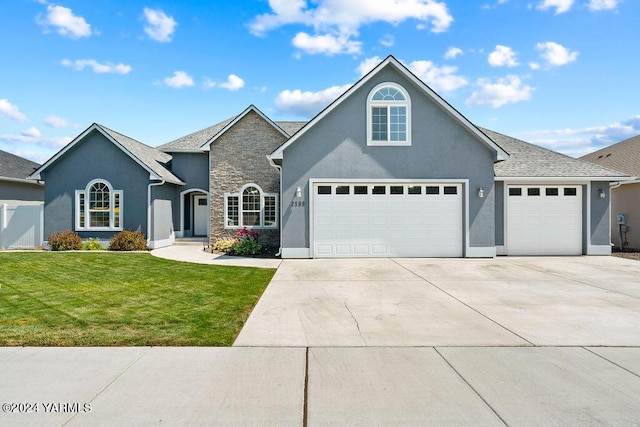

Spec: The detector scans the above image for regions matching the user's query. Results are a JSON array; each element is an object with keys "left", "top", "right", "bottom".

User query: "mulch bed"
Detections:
[{"left": 612, "top": 249, "right": 640, "bottom": 261}]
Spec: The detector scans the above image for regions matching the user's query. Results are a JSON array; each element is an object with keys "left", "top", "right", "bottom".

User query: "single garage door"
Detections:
[
  {"left": 313, "top": 182, "right": 462, "bottom": 257},
  {"left": 507, "top": 185, "right": 582, "bottom": 255}
]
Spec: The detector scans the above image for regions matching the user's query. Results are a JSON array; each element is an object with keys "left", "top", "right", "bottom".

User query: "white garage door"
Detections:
[
  {"left": 313, "top": 183, "right": 462, "bottom": 257},
  {"left": 507, "top": 185, "right": 582, "bottom": 255}
]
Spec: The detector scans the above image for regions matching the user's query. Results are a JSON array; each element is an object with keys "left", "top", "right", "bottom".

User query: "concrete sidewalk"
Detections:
[
  {"left": 1, "top": 346, "right": 639, "bottom": 426},
  {"left": 150, "top": 244, "right": 281, "bottom": 268}
]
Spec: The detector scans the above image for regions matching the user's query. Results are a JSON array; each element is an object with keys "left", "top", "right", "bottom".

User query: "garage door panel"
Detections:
[
  {"left": 507, "top": 185, "right": 582, "bottom": 256},
  {"left": 313, "top": 183, "right": 462, "bottom": 258}
]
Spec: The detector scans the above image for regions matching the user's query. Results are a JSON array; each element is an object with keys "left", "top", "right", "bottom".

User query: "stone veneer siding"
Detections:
[{"left": 209, "top": 110, "right": 287, "bottom": 248}]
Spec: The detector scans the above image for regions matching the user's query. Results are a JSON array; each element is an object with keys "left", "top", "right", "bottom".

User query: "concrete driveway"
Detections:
[
  {"left": 3, "top": 256, "right": 640, "bottom": 425},
  {"left": 235, "top": 256, "right": 640, "bottom": 347}
]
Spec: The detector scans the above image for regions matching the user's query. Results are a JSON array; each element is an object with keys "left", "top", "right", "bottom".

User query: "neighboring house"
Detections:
[
  {"left": 30, "top": 56, "right": 629, "bottom": 256},
  {"left": 0, "top": 149, "right": 44, "bottom": 249},
  {"left": 581, "top": 134, "right": 640, "bottom": 249}
]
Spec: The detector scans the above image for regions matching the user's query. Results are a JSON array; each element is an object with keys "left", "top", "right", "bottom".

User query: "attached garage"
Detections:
[
  {"left": 506, "top": 185, "right": 582, "bottom": 255},
  {"left": 312, "top": 182, "right": 463, "bottom": 257}
]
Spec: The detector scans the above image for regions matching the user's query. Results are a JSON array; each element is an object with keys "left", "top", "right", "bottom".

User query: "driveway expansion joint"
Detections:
[{"left": 390, "top": 259, "right": 536, "bottom": 347}]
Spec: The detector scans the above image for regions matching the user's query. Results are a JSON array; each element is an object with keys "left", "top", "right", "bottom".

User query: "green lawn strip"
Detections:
[{"left": 0, "top": 252, "right": 274, "bottom": 346}]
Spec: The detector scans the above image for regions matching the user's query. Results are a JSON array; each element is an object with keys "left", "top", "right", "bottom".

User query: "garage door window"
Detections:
[
  {"left": 528, "top": 188, "right": 541, "bottom": 196},
  {"left": 509, "top": 188, "right": 522, "bottom": 196},
  {"left": 408, "top": 186, "right": 422, "bottom": 195},
  {"left": 372, "top": 186, "right": 386, "bottom": 195},
  {"left": 564, "top": 188, "right": 577, "bottom": 196},
  {"left": 318, "top": 186, "right": 331, "bottom": 195},
  {"left": 546, "top": 188, "right": 559, "bottom": 196},
  {"left": 444, "top": 186, "right": 458, "bottom": 195}
]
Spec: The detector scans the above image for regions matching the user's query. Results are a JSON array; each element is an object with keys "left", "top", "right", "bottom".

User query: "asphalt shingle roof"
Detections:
[
  {"left": 580, "top": 134, "right": 640, "bottom": 177},
  {"left": 97, "top": 124, "right": 184, "bottom": 185},
  {"left": 0, "top": 149, "right": 41, "bottom": 181},
  {"left": 158, "top": 117, "right": 307, "bottom": 152},
  {"left": 483, "top": 129, "right": 629, "bottom": 178}
]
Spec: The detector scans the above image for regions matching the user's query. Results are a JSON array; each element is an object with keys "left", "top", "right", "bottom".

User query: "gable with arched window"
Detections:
[
  {"left": 367, "top": 82, "right": 411, "bottom": 146},
  {"left": 224, "top": 184, "right": 278, "bottom": 229},
  {"left": 75, "top": 179, "right": 123, "bottom": 230}
]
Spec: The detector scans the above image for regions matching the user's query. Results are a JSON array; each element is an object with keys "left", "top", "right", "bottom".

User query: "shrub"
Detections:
[
  {"left": 233, "top": 238, "right": 262, "bottom": 256},
  {"left": 212, "top": 237, "right": 238, "bottom": 254},
  {"left": 48, "top": 230, "right": 82, "bottom": 251},
  {"left": 233, "top": 227, "right": 262, "bottom": 256},
  {"left": 83, "top": 238, "right": 105, "bottom": 251},
  {"left": 108, "top": 230, "right": 147, "bottom": 251}
]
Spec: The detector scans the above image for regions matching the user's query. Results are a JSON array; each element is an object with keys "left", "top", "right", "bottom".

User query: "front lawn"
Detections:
[{"left": 0, "top": 253, "right": 274, "bottom": 346}]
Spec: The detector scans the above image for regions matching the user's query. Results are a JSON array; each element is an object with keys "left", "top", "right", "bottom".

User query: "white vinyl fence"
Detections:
[{"left": 0, "top": 204, "right": 44, "bottom": 249}]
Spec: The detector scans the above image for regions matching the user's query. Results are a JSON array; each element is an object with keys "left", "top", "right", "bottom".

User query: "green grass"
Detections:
[{"left": 0, "top": 252, "right": 275, "bottom": 346}]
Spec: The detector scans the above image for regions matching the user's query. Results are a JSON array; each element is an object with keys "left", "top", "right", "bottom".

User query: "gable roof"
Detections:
[
  {"left": 485, "top": 129, "right": 630, "bottom": 179},
  {"left": 158, "top": 106, "right": 306, "bottom": 152},
  {"left": 0, "top": 149, "right": 41, "bottom": 183},
  {"left": 580, "top": 134, "right": 640, "bottom": 177},
  {"left": 30, "top": 123, "right": 183, "bottom": 185},
  {"left": 269, "top": 55, "right": 509, "bottom": 162}
]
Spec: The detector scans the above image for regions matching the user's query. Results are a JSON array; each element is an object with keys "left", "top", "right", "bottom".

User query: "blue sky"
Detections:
[{"left": 1, "top": 0, "right": 638, "bottom": 163}]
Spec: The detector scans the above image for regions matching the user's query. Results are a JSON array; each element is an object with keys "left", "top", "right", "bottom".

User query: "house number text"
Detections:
[{"left": 291, "top": 201, "right": 305, "bottom": 208}]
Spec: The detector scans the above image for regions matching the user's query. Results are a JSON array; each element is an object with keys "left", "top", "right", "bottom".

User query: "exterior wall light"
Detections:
[
  {"left": 295, "top": 186, "right": 302, "bottom": 198},
  {"left": 598, "top": 188, "right": 605, "bottom": 199},
  {"left": 478, "top": 187, "right": 484, "bottom": 198}
]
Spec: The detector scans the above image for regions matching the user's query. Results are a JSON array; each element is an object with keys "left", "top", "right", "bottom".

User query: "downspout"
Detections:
[
  {"left": 147, "top": 180, "right": 165, "bottom": 248},
  {"left": 267, "top": 155, "right": 283, "bottom": 257}
]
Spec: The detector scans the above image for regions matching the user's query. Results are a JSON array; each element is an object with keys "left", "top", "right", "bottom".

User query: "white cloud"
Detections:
[
  {"left": 488, "top": 45, "right": 519, "bottom": 67},
  {"left": 0, "top": 99, "right": 27, "bottom": 122},
  {"left": 0, "top": 134, "right": 71, "bottom": 148},
  {"left": 357, "top": 56, "right": 384, "bottom": 76},
  {"left": 292, "top": 32, "right": 362, "bottom": 55},
  {"left": 250, "top": 0, "right": 452, "bottom": 55},
  {"left": 522, "top": 115, "right": 640, "bottom": 157},
  {"left": 407, "top": 60, "right": 468, "bottom": 92},
  {"left": 444, "top": 47, "right": 463, "bottom": 59},
  {"left": 588, "top": 0, "right": 619, "bottom": 11},
  {"left": 536, "top": 0, "right": 574, "bottom": 14},
  {"left": 38, "top": 5, "right": 92, "bottom": 38},
  {"left": 61, "top": 59, "right": 132, "bottom": 74},
  {"left": 205, "top": 74, "right": 246, "bottom": 91},
  {"left": 143, "top": 8, "right": 177, "bottom": 42},
  {"left": 274, "top": 84, "right": 352, "bottom": 117},
  {"left": 357, "top": 56, "right": 467, "bottom": 93},
  {"left": 380, "top": 34, "right": 395, "bottom": 47},
  {"left": 44, "top": 115, "right": 69, "bottom": 128},
  {"left": 466, "top": 75, "right": 533, "bottom": 108},
  {"left": 22, "top": 127, "right": 41, "bottom": 138},
  {"left": 536, "top": 41, "right": 579, "bottom": 67},
  {"left": 529, "top": 62, "right": 541, "bottom": 70},
  {"left": 160, "top": 71, "right": 194, "bottom": 88}
]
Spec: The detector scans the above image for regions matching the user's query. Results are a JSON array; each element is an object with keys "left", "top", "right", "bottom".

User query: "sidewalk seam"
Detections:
[
  {"left": 434, "top": 347, "right": 509, "bottom": 427},
  {"left": 62, "top": 346, "right": 153, "bottom": 426},
  {"left": 582, "top": 347, "right": 640, "bottom": 379}
]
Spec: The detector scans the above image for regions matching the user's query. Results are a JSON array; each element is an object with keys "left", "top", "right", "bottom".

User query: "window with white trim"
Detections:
[
  {"left": 224, "top": 184, "right": 278, "bottom": 229},
  {"left": 367, "top": 82, "right": 411, "bottom": 146},
  {"left": 75, "top": 179, "right": 123, "bottom": 231}
]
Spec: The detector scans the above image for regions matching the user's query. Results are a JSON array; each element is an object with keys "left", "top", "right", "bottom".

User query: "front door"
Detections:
[{"left": 193, "top": 195, "right": 208, "bottom": 237}]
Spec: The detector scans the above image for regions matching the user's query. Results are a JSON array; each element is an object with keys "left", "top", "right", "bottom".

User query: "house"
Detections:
[
  {"left": 0, "top": 149, "right": 44, "bottom": 249},
  {"left": 29, "top": 56, "right": 629, "bottom": 257},
  {"left": 581, "top": 134, "right": 640, "bottom": 249}
]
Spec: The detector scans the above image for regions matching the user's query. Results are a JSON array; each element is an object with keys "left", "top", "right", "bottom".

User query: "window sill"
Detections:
[{"left": 367, "top": 141, "right": 412, "bottom": 147}]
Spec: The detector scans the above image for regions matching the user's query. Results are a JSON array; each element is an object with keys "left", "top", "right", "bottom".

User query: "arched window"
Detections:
[
  {"left": 75, "top": 179, "right": 122, "bottom": 230},
  {"left": 367, "top": 82, "right": 411, "bottom": 146},
  {"left": 225, "top": 184, "right": 278, "bottom": 229}
]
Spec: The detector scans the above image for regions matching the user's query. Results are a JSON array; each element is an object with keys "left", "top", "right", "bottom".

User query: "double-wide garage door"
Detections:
[
  {"left": 507, "top": 185, "right": 582, "bottom": 255},
  {"left": 313, "top": 182, "right": 462, "bottom": 257}
]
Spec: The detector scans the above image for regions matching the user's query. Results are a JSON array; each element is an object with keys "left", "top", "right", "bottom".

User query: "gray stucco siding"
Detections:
[
  {"left": 150, "top": 183, "right": 177, "bottom": 243},
  {"left": 0, "top": 181, "right": 43, "bottom": 202},
  {"left": 280, "top": 66, "right": 496, "bottom": 253},
  {"left": 40, "top": 130, "right": 150, "bottom": 239},
  {"left": 590, "top": 181, "right": 610, "bottom": 246},
  {"left": 169, "top": 153, "right": 209, "bottom": 191},
  {"left": 494, "top": 181, "right": 505, "bottom": 246}
]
